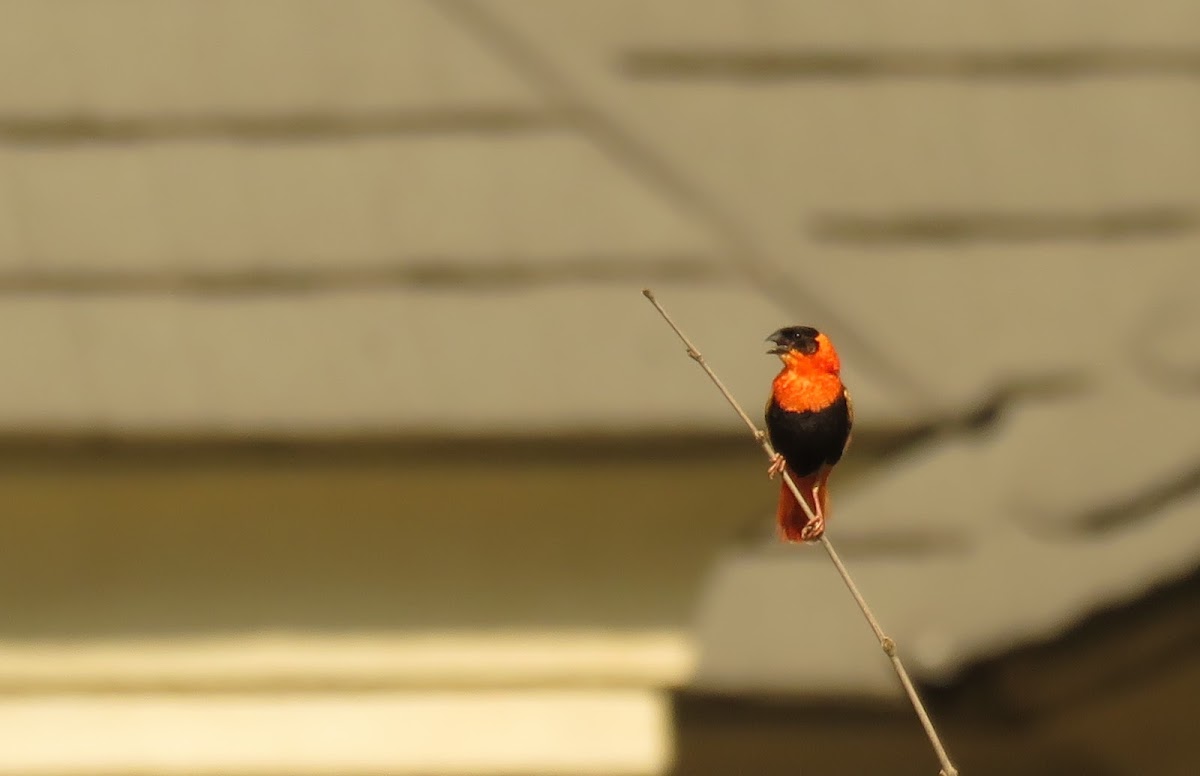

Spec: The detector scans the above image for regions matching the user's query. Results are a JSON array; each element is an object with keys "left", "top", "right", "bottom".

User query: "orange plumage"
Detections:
[{"left": 764, "top": 326, "right": 853, "bottom": 542}]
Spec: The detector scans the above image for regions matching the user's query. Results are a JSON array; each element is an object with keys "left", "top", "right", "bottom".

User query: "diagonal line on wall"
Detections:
[{"left": 432, "top": 0, "right": 942, "bottom": 414}]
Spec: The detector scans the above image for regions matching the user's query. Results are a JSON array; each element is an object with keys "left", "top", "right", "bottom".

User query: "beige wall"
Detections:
[{"left": 1, "top": 1, "right": 1198, "bottom": 773}]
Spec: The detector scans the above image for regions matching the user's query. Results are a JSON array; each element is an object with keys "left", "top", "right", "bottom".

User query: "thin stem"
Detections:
[
  {"left": 640, "top": 289, "right": 820, "bottom": 527},
  {"left": 641, "top": 289, "right": 769, "bottom": 441},
  {"left": 642, "top": 288, "right": 958, "bottom": 776},
  {"left": 818, "top": 535, "right": 956, "bottom": 776}
]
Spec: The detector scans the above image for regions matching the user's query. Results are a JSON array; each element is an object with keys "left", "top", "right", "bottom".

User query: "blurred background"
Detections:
[{"left": 1, "top": 1, "right": 1198, "bottom": 774}]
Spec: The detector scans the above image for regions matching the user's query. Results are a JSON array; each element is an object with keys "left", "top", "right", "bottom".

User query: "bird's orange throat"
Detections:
[
  {"left": 768, "top": 331, "right": 844, "bottom": 412},
  {"left": 772, "top": 370, "right": 844, "bottom": 413},
  {"left": 772, "top": 348, "right": 843, "bottom": 413}
]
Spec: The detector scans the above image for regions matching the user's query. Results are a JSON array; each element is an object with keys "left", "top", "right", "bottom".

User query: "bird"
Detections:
[{"left": 764, "top": 326, "right": 853, "bottom": 542}]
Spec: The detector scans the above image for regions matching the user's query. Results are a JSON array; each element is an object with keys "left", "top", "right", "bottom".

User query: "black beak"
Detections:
[{"left": 765, "top": 329, "right": 789, "bottom": 355}]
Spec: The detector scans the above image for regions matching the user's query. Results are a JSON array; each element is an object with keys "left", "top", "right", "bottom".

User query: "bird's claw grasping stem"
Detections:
[
  {"left": 766, "top": 453, "right": 787, "bottom": 479},
  {"left": 800, "top": 515, "right": 825, "bottom": 542},
  {"left": 800, "top": 484, "right": 826, "bottom": 541}
]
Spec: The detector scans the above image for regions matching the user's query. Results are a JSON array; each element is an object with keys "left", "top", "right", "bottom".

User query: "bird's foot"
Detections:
[
  {"left": 800, "top": 514, "right": 825, "bottom": 542},
  {"left": 800, "top": 484, "right": 825, "bottom": 541},
  {"left": 766, "top": 453, "right": 787, "bottom": 479}
]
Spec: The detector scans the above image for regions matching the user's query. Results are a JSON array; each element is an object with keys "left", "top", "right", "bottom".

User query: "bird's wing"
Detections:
[{"left": 842, "top": 386, "right": 854, "bottom": 456}]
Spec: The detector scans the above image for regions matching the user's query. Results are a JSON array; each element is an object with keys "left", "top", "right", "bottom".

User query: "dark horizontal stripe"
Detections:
[
  {"left": 0, "top": 427, "right": 909, "bottom": 466},
  {"left": 1045, "top": 461, "right": 1200, "bottom": 537},
  {"left": 0, "top": 256, "right": 720, "bottom": 295},
  {"left": 0, "top": 430, "right": 774, "bottom": 466},
  {"left": 809, "top": 206, "right": 1199, "bottom": 245},
  {"left": 623, "top": 47, "right": 1200, "bottom": 81},
  {"left": 790, "top": 529, "right": 971, "bottom": 558},
  {"left": 0, "top": 107, "right": 559, "bottom": 145}
]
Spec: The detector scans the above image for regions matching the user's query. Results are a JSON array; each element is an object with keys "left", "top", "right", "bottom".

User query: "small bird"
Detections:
[{"left": 764, "top": 326, "right": 853, "bottom": 542}]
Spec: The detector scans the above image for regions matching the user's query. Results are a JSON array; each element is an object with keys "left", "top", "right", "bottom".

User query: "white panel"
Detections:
[
  {"left": 0, "top": 631, "right": 694, "bottom": 690},
  {"left": 0, "top": 690, "right": 672, "bottom": 775},
  {"left": 9, "top": 147, "right": 167, "bottom": 269},
  {"left": 3, "top": 137, "right": 708, "bottom": 269}
]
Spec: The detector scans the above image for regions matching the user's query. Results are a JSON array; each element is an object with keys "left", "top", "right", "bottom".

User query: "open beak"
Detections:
[{"left": 765, "top": 329, "right": 789, "bottom": 355}]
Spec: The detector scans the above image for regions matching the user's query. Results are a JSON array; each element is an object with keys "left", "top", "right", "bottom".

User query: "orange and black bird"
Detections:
[{"left": 764, "top": 326, "right": 853, "bottom": 542}]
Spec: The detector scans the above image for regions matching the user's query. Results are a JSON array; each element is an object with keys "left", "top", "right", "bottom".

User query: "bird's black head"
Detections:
[{"left": 766, "top": 326, "right": 821, "bottom": 356}]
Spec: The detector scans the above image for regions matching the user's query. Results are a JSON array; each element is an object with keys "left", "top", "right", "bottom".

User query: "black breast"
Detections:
[{"left": 765, "top": 393, "right": 852, "bottom": 477}]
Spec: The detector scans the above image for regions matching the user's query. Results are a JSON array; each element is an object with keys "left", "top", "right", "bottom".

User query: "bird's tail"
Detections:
[{"left": 776, "top": 467, "right": 830, "bottom": 542}]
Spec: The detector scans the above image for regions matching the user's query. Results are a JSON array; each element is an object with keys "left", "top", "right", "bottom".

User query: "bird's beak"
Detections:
[{"left": 765, "top": 329, "right": 789, "bottom": 355}]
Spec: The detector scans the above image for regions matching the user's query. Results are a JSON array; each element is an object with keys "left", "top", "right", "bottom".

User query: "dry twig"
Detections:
[{"left": 642, "top": 288, "right": 958, "bottom": 776}]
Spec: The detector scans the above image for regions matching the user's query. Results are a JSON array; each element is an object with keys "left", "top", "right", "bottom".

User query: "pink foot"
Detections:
[
  {"left": 800, "top": 484, "right": 825, "bottom": 541},
  {"left": 799, "top": 515, "right": 825, "bottom": 542}
]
